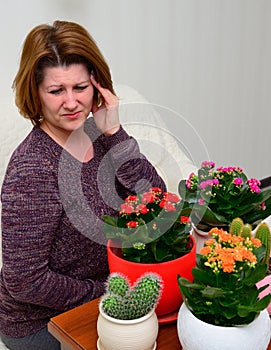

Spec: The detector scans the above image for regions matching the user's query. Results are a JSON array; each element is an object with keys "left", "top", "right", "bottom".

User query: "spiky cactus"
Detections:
[
  {"left": 242, "top": 223, "right": 253, "bottom": 239},
  {"left": 255, "top": 222, "right": 271, "bottom": 265},
  {"left": 229, "top": 217, "right": 252, "bottom": 238},
  {"left": 229, "top": 217, "right": 244, "bottom": 236},
  {"left": 100, "top": 273, "right": 163, "bottom": 320},
  {"left": 107, "top": 273, "right": 129, "bottom": 297}
]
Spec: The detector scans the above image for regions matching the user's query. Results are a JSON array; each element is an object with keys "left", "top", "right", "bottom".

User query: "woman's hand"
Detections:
[{"left": 90, "top": 74, "right": 120, "bottom": 136}]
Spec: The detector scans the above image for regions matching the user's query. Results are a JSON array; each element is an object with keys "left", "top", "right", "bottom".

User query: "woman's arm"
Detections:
[
  {"left": 100, "top": 126, "right": 167, "bottom": 195},
  {"left": 1, "top": 155, "right": 99, "bottom": 311}
]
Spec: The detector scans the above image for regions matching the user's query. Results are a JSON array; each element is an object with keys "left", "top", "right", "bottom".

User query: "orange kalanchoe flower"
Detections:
[
  {"left": 204, "top": 238, "right": 216, "bottom": 246},
  {"left": 251, "top": 237, "right": 262, "bottom": 248},
  {"left": 200, "top": 227, "right": 261, "bottom": 274},
  {"left": 200, "top": 246, "right": 212, "bottom": 256}
]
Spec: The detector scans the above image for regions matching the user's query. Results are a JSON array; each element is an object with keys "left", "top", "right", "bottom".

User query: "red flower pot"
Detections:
[{"left": 107, "top": 235, "right": 196, "bottom": 318}]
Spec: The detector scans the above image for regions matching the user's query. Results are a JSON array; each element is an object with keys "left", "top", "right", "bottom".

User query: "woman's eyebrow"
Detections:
[{"left": 46, "top": 80, "right": 91, "bottom": 89}]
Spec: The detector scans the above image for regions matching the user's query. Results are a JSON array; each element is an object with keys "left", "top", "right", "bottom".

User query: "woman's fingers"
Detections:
[
  {"left": 90, "top": 74, "right": 120, "bottom": 135},
  {"left": 91, "top": 75, "right": 118, "bottom": 107}
]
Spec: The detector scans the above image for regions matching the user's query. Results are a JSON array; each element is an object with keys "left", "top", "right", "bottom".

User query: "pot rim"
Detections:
[
  {"left": 107, "top": 235, "right": 196, "bottom": 267},
  {"left": 98, "top": 302, "right": 156, "bottom": 325},
  {"left": 180, "top": 301, "right": 266, "bottom": 329}
]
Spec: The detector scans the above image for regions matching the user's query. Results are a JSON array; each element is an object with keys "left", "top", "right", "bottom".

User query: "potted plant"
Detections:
[
  {"left": 177, "top": 223, "right": 271, "bottom": 350},
  {"left": 102, "top": 187, "right": 196, "bottom": 319},
  {"left": 179, "top": 161, "right": 271, "bottom": 233},
  {"left": 97, "top": 272, "right": 163, "bottom": 350}
]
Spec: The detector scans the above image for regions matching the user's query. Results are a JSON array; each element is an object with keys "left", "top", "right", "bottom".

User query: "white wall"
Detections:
[{"left": 0, "top": 0, "right": 270, "bottom": 191}]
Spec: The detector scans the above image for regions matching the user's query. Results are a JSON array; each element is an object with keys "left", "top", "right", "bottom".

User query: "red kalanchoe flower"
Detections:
[
  {"left": 136, "top": 203, "right": 149, "bottom": 215},
  {"left": 120, "top": 203, "right": 134, "bottom": 215},
  {"left": 180, "top": 216, "right": 190, "bottom": 223},
  {"left": 150, "top": 187, "right": 162, "bottom": 194},
  {"left": 163, "top": 192, "right": 181, "bottom": 203},
  {"left": 142, "top": 192, "right": 155, "bottom": 204},
  {"left": 159, "top": 200, "right": 176, "bottom": 211},
  {"left": 125, "top": 195, "right": 138, "bottom": 202},
  {"left": 126, "top": 221, "right": 138, "bottom": 229}
]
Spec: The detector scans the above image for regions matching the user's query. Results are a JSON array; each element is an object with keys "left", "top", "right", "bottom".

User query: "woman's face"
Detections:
[{"left": 38, "top": 63, "right": 94, "bottom": 136}]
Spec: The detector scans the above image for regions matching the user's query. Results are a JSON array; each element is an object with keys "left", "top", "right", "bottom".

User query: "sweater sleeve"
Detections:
[
  {"left": 100, "top": 126, "right": 167, "bottom": 195},
  {"left": 1, "top": 155, "right": 98, "bottom": 310}
]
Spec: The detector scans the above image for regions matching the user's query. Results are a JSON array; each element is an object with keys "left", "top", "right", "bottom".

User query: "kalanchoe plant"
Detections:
[
  {"left": 178, "top": 161, "right": 271, "bottom": 231},
  {"left": 103, "top": 187, "right": 192, "bottom": 263},
  {"left": 100, "top": 272, "right": 163, "bottom": 320},
  {"left": 177, "top": 226, "right": 271, "bottom": 327}
]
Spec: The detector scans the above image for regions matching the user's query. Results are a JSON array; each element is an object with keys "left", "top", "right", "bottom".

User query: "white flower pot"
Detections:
[
  {"left": 97, "top": 304, "right": 158, "bottom": 350},
  {"left": 192, "top": 225, "right": 209, "bottom": 253},
  {"left": 177, "top": 302, "right": 271, "bottom": 350}
]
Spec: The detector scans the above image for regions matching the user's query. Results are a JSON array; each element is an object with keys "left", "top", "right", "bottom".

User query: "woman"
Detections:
[{"left": 0, "top": 20, "right": 165, "bottom": 349}]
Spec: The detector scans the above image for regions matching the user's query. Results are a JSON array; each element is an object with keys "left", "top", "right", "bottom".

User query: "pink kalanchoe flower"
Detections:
[
  {"left": 201, "top": 161, "right": 215, "bottom": 168},
  {"left": 185, "top": 179, "right": 192, "bottom": 189},
  {"left": 200, "top": 179, "right": 219, "bottom": 189},
  {"left": 247, "top": 178, "right": 261, "bottom": 193},
  {"left": 233, "top": 178, "right": 243, "bottom": 186},
  {"left": 200, "top": 180, "right": 212, "bottom": 189},
  {"left": 212, "top": 179, "right": 219, "bottom": 186},
  {"left": 198, "top": 198, "right": 205, "bottom": 205},
  {"left": 185, "top": 172, "right": 197, "bottom": 189}
]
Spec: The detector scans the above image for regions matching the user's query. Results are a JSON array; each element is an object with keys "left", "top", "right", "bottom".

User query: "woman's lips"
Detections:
[{"left": 63, "top": 111, "right": 81, "bottom": 119}]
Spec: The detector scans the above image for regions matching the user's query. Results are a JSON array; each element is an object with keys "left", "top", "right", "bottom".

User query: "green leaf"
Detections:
[
  {"left": 151, "top": 242, "right": 171, "bottom": 262},
  {"left": 237, "top": 293, "right": 271, "bottom": 315},
  {"left": 192, "top": 267, "right": 216, "bottom": 286},
  {"left": 242, "top": 263, "right": 268, "bottom": 286},
  {"left": 201, "top": 286, "right": 227, "bottom": 299},
  {"left": 102, "top": 215, "right": 119, "bottom": 227},
  {"left": 192, "top": 205, "right": 229, "bottom": 226}
]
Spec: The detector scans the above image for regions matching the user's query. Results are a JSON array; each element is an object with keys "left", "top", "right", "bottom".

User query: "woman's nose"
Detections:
[{"left": 63, "top": 92, "right": 78, "bottom": 109}]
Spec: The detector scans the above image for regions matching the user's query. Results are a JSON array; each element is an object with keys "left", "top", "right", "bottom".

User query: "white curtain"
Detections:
[{"left": 1, "top": 0, "right": 270, "bottom": 187}]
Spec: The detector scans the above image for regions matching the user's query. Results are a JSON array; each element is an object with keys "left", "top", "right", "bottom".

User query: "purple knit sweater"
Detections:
[{"left": 0, "top": 118, "right": 165, "bottom": 337}]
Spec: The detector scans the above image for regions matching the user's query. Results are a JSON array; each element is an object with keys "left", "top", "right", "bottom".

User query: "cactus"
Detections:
[
  {"left": 229, "top": 217, "right": 244, "bottom": 236},
  {"left": 106, "top": 273, "right": 130, "bottom": 297},
  {"left": 100, "top": 273, "right": 163, "bottom": 320},
  {"left": 255, "top": 222, "right": 271, "bottom": 265},
  {"left": 229, "top": 218, "right": 252, "bottom": 239},
  {"left": 242, "top": 223, "right": 252, "bottom": 239}
]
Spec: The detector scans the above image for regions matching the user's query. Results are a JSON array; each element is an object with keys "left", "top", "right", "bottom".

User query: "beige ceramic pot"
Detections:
[{"left": 97, "top": 304, "right": 158, "bottom": 350}]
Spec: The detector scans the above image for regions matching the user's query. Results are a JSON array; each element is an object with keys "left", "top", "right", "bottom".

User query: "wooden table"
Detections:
[
  {"left": 48, "top": 298, "right": 271, "bottom": 350},
  {"left": 48, "top": 298, "right": 181, "bottom": 349}
]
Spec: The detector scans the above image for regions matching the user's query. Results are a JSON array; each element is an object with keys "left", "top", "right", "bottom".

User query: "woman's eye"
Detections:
[
  {"left": 49, "top": 89, "right": 62, "bottom": 95},
  {"left": 75, "top": 85, "right": 88, "bottom": 91}
]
